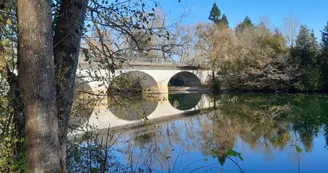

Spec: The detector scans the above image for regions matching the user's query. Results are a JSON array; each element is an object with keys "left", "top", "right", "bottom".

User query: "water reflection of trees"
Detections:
[
  {"left": 168, "top": 93, "right": 201, "bottom": 110},
  {"left": 107, "top": 93, "right": 159, "bottom": 121},
  {"left": 115, "top": 93, "right": 328, "bottom": 169},
  {"left": 70, "top": 80, "right": 99, "bottom": 131}
]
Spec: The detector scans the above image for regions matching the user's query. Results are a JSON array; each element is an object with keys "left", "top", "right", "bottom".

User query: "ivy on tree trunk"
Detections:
[{"left": 53, "top": 0, "right": 88, "bottom": 171}]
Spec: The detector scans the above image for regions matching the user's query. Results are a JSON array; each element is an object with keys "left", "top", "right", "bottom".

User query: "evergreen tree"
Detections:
[
  {"left": 310, "top": 29, "right": 319, "bottom": 63},
  {"left": 221, "top": 14, "right": 229, "bottom": 27},
  {"left": 243, "top": 16, "right": 253, "bottom": 27},
  {"left": 322, "top": 22, "right": 328, "bottom": 59},
  {"left": 208, "top": 3, "right": 221, "bottom": 24},
  {"left": 235, "top": 16, "right": 254, "bottom": 33},
  {"left": 293, "top": 25, "right": 321, "bottom": 91},
  {"left": 320, "top": 22, "right": 328, "bottom": 90},
  {"left": 294, "top": 25, "right": 318, "bottom": 66}
]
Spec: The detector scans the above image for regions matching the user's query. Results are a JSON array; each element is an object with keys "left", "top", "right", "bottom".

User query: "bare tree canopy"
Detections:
[{"left": 284, "top": 12, "right": 299, "bottom": 47}]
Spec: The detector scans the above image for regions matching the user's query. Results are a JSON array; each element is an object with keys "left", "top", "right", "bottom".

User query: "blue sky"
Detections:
[{"left": 159, "top": 0, "right": 328, "bottom": 40}]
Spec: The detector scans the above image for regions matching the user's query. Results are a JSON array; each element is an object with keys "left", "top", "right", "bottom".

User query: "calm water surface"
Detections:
[{"left": 85, "top": 93, "right": 328, "bottom": 173}]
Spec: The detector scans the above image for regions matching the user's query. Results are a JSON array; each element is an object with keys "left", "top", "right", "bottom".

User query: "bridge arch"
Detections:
[
  {"left": 168, "top": 71, "right": 201, "bottom": 87},
  {"left": 109, "top": 71, "right": 159, "bottom": 93}
]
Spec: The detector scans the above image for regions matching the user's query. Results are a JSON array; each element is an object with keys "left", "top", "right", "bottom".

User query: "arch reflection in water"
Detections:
[
  {"left": 110, "top": 94, "right": 328, "bottom": 173},
  {"left": 107, "top": 94, "right": 159, "bottom": 121},
  {"left": 70, "top": 79, "right": 97, "bottom": 131},
  {"left": 107, "top": 71, "right": 160, "bottom": 120},
  {"left": 168, "top": 92, "right": 201, "bottom": 110}
]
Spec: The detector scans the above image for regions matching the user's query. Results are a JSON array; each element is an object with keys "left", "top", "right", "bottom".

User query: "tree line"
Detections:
[{"left": 179, "top": 3, "right": 328, "bottom": 92}]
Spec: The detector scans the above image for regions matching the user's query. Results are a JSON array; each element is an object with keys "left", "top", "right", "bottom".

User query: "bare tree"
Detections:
[
  {"left": 284, "top": 12, "right": 299, "bottom": 48},
  {"left": 176, "top": 25, "right": 197, "bottom": 65}
]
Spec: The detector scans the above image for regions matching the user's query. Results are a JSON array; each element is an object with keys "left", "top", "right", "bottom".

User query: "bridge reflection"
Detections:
[
  {"left": 168, "top": 93, "right": 201, "bottom": 110},
  {"left": 70, "top": 91, "right": 214, "bottom": 135},
  {"left": 107, "top": 94, "right": 159, "bottom": 121}
]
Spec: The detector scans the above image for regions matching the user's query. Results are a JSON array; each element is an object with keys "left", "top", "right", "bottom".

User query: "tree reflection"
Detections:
[
  {"left": 168, "top": 93, "right": 201, "bottom": 110},
  {"left": 109, "top": 93, "right": 328, "bottom": 171},
  {"left": 107, "top": 93, "right": 159, "bottom": 121}
]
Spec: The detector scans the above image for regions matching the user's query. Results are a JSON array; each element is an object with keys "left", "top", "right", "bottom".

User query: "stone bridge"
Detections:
[
  {"left": 70, "top": 61, "right": 215, "bottom": 135},
  {"left": 76, "top": 62, "right": 213, "bottom": 94}
]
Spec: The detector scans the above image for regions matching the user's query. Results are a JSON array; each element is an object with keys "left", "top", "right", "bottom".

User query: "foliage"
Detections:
[
  {"left": 190, "top": 10, "right": 327, "bottom": 92},
  {"left": 221, "top": 14, "right": 229, "bottom": 27},
  {"left": 290, "top": 25, "right": 321, "bottom": 91},
  {"left": 67, "top": 126, "right": 153, "bottom": 173},
  {"left": 85, "top": 93, "right": 328, "bottom": 172},
  {"left": 208, "top": 3, "right": 228, "bottom": 27},
  {"left": 290, "top": 144, "right": 303, "bottom": 153},
  {"left": 0, "top": 80, "right": 25, "bottom": 172},
  {"left": 0, "top": 124, "right": 26, "bottom": 173},
  {"left": 236, "top": 16, "right": 254, "bottom": 33},
  {"left": 322, "top": 22, "right": 328, "bottom": 57},
  {"left": 208, "top": 3, "right": 221, "bottom": 24},
  {"left": 320, "top": 22, "right": 328, "bottom": 90},
  {"left": 0, "top": 0, "right": 184, "bottom": 172},
  {"left": 292, "top": 26, "right": 318, "bottom": 67}
]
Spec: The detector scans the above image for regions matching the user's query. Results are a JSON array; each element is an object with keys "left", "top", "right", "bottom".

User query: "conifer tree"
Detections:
[
  {"left": 243, "top": 16, "right": 253, "bottom": 27},
  {"left": 294, "top": 25, "right": 316, "bottom": 66},
  {"left": 322, "top": 22, "right": 328, "bottom": 59},
  {"left": 320, "top": 22, "right": 328, "bottom": 90},
  {"left": 236, "top": 16, "right": 254, "bottom": 32},
  {"left": 221, "top": 14, "right": 229, "bottom": 27},
  {"left": 208, "top": 3, "right": 221, "bottom": 24}
]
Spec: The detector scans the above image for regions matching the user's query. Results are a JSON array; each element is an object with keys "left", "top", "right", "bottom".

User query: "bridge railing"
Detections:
[{"left": 78, "top": 60, "right": 210, "bottom": 70}]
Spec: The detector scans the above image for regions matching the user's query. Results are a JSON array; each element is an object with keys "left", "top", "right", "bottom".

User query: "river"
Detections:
[{"left": 70, "top": 92, "right": 328, "bottom": 173}]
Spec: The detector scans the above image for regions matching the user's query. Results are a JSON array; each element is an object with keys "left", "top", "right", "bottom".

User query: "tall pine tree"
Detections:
[
  {"left": 293, "top": 25, "right": 321, "bottom": 91},
  {"left": 322, "top": 22, "right": 328, "bottom": 59},
  {"left": 208, "top": 3, "right": 221, "bottom": 24},
  {"left": 294, "top": 25, "right": 318, "bottom": 67},
  {"left": 208, "top": 3, "right": 229, "bottom": 27},
  {"left": 310, "top": 29, "right": 319, "bottom": 63},
  {"left": 320, "top": 22, "right": 328, "bottom": 90}
]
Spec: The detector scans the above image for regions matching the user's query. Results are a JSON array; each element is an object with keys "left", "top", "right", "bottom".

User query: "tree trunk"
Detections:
[
  {"left": 17, "top": 0, "right": 60, "bottom": 172},
  {"left": 53, "top": 0, "right": 88, "bottom": 171}
]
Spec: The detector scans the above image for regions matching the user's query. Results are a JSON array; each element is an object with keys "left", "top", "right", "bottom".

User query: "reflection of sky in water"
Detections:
[
  {"left": 112, "top": 118, "right": 328, "bottom": 173},
  {"left": 109, "top": 93, "right": 328, "bottom": 173}
]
